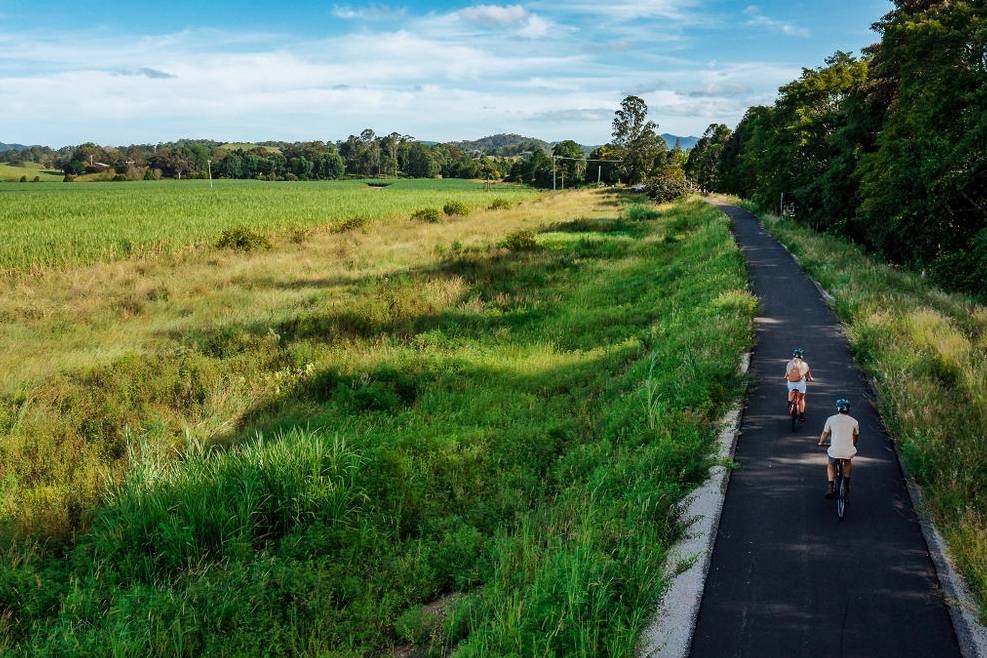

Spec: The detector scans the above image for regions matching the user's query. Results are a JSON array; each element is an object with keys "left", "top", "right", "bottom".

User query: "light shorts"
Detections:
[
  {"left": 828, "top": 455, "right": 854, "bottom": 465},
  {"left": 787, "top": 380, "right": 807, "bottom": 394}
]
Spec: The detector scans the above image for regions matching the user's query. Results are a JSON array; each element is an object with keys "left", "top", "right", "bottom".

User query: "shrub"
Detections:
[
  {"left": 32, "top": 176, "right": 40, "bottom": 183},
  {"left": 19, "top": 175, "right": 27, "bottom": 183},
  {"left": 112, "top": 174, "right": 128, "bottom": 182},
  {"left": 411, "top": 208, "right": 442, "bottom": 223},
  {"left": 443, "top": 201, "right": 470, "bottom": 216},
  {"left": 334, "top": 216, "right": 369, "bottom": 233},
  {"left": 500, "top": 229, "right": 540, "bottom": 251},
  {"left": 216, "top": 226, "right": 271, "bottom": 251},
  {"left": 63, "top": 175, "right": 75, "bottom": 182},
  {"left": 645, "top": 165, "right": 690, "bottom": 203},
  {"left": 489, "top": 198, "right": 513, "bottom": 210}
]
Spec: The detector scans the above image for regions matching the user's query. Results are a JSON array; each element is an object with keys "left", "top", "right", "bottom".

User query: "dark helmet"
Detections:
[
  {"left": 836, "top": 398, "right": 850, "bottom": 413},
  {"left": 792, "top": 348, "right": 805, "bottom": 359}
]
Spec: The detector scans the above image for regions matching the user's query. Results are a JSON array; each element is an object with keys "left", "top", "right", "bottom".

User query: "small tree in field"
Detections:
[{"left": 646, "top": 165, "right": 690, "bottom": 202}]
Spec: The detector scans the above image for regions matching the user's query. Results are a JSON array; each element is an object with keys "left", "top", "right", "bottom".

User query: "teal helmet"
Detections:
[
  {"left": 792, "top": 348, "right": 805, "bottom": 359},
  {"left": 836, "top": 398, "right": 850, "bottom": 412}
]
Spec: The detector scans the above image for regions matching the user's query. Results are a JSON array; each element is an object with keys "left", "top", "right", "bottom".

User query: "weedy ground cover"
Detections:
[
  {"left": 734, "top": 198, "right": 987, "bottom": 621},
  {"left": 0, "top": 178, "right": 537, "bottom": 272},
  {"left": 1, "top": 192, "right": 754, "bottom": 656}
]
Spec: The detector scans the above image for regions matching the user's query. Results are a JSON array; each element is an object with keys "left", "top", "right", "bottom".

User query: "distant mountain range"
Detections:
[{"left": 0, "top": 142, "right": 30, "bottom": 152}]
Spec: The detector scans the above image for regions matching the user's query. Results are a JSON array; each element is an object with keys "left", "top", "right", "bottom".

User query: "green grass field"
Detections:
[
  {"left": 0, "top": 162, "right": 63, "bottom": 183},
  {"left": 0, "top": 178, "right": 537, "bottom": 272},
  {"left": 0, "top": 189, "right": 754, "bottom": 656},
  {"left": 741, "top": 201, "right": 987, "bottom": 622}
]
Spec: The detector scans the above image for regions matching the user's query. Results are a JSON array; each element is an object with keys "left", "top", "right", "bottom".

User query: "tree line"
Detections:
[
  {"left": 5, "top": 97, "right": 691, "bottom": 191},
  {"left": 684, "top": 0, "right": 985, "bottom": 299}
]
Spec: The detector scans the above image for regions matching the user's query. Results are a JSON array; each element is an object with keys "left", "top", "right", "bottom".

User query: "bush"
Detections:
[
  {"left": 144, "top": 168, "right": 162, "bottom": 181},
  {"left": 63, "top": 175, "right": 75, "bottom": 182},
  {"left": 32, "top": 176, "right": 40, "bottom": 183},
  {"left": 645, "top": 165, "right": 690, "bottom": 203},
  {"left": 443, "top": 201, "right": 470, "bottom": 216},
  {"left": 216, "top": 226, "right": 271, "bottom": 251},
  {"left": 112, "top": 174, "right": 128, "bottom": 182},
  {"left": 489, "top": 198, "right": 513, "bottom": 210},
  {"left": 334, "top": 215, "right": 369, "bottom": 233},
  {"left": 19, "top": 175, "right": 27, "bottom": 183},
  {"left": 500, "top": 229, "right": 540, "bottom": 251},
  {"left": 411, "top": 208, "right": 442, "bottom": 223}
]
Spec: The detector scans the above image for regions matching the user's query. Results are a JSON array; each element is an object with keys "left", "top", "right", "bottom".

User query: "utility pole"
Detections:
[
  {"left": 598, "top": 164, "right": 602, "bottom": 185},
  {"left": 207, "top": 159, "right": 213, "bottom": 189},
  {"left": 780, "top": 192, "right": 784, "bottom": 216},
  {"left": 552, "top": 156, "right": 557, "bottom": 191}
]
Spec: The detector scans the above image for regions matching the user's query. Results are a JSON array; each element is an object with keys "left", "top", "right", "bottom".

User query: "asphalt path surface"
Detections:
[{"left": 688, "top": 202, "right": 960, "bottom": 657}]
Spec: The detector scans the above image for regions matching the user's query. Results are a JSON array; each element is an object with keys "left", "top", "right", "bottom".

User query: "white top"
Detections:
[
  {"left": 824, "top": 413, "right": 859, "bottom": 459},
  {"left": 785, "top": 359, "right": 810, "bottom": 381}
]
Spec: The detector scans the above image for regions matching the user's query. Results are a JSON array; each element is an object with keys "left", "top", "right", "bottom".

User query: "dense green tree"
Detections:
[
  {"left": 685, "top": 123, "right": 731, "bottom": 193},
  {"left": 716, "top": 0, "right": 986, "bottom": 299},
  {"left": 587, "top": 145, "right": 621, "bottom": 185},
  {"left": 405, "top": 142, "right": 439, "bottom": 178},
  {"left": 857, "top": 0, "right": 986, "bottom": 289},
  {"left": 610, "top": 95, "right": 667, "bottom": 184},
  {"left": 551, "top": 140, "right": 586, "bottom": 188}
]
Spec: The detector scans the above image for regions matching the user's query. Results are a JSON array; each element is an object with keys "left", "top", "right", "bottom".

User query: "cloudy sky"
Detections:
[{"left": 1, "top": 0, "right": 890, "bottom": 147}]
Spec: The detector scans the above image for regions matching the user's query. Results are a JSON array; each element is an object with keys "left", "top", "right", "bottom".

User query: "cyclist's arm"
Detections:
[
  {"left": 819, "top": 428, "right": 830, "bottom": 443},
  {"left": 852, "top": 426, "right": 859, "bottom": 447},
  {"left": 806, "top": 367, "right": 814, "bottom": 382}
]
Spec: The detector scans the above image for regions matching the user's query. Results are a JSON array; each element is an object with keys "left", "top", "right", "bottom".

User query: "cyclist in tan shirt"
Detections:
[{"left": 818, "top": 398, "right": 860, "bottom": 498}]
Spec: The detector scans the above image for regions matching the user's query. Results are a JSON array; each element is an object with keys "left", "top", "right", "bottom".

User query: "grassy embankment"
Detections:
[
  {"left": 1, "top": 191, "right": 754, "bottom": 656},
  {"left": 0, "top": 162, "right": 63, "bottom": 183},
  {"left": 731, "top": 198, "right": 987, "bottom": 621},
  {"left": 0, "top": 178, "right": 537, "bottom": 272}
]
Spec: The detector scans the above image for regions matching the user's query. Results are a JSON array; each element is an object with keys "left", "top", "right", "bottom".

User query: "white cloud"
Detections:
[
  {"left": 331, "top": 4, "right": 404, "bottom": 20},
  {"left": 536, "top": 0, "right": 704, "bottom": 22},
  {"left": 743, "top": 5, "right": 809, "bottom": 38},
  {"left": 0, "top": 2, "right": 812, "bottom": 145}
]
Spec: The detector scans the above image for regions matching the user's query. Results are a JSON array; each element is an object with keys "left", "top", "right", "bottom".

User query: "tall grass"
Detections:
[
  {"left": 1, "top": 194, "right": 754, "bottom": 656},
  {"left": 745, "top": 202, "right": 987, "bottom": 621},
  {"left": 0, "top": 178, "right": 536, "bottom": 272}
]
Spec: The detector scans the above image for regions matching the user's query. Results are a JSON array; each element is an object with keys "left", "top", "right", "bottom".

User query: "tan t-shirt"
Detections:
[
  {"left": 824, "top": 413, "right": 859, "bottom": 459},
  {"left": 785, "top": 359, "right": 810, "bottom": 381}
]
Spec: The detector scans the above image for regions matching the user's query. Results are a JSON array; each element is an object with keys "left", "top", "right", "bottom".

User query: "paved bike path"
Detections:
[{"left": 689, "top": 202, "right": 960, "bottom": 657}]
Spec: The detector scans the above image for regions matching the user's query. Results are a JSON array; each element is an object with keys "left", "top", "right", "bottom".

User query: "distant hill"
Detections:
[
  {"left": 447, "top": 132, "right": 701, "bottom": 156},
  {"left": 451, "top": 134, "right": 552, "bottom": 156},
  {"left": 0, "top": 142, "right": 30, "bottom": 153},
  {"left": 661, "top": 133, "right": 699, "bottom": 150}
]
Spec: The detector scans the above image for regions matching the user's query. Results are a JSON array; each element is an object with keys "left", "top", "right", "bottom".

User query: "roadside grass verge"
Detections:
[
  {"left": 733, "top": 199, "right": 987, "bottom": 621},
  {"left": 1, "top": 195, "right": 754, "bottom": 656}
]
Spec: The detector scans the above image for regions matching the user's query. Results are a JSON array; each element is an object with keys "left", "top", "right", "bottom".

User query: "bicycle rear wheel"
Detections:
[{"left": 836, "top": 468, "right": 847, "bottom": 520}]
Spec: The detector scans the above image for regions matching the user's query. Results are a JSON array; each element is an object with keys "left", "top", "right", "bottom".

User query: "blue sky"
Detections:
[{"left": 1, "top": 0, "right": 890, "bottom": 147}]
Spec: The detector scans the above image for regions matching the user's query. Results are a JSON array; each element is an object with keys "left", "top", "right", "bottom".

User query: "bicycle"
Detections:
[
  {"left": 832, "top": 458, "right": 849, "bottom": 520},
  {"left": 788, "top": 390, "right": 805, "bottom": 432}
]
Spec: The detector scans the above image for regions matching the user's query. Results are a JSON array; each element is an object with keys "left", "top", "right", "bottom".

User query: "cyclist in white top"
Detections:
[
  {"left": 818, "top": 398, "right": 860, "bottom": 499},
  {"left": 783, "top": 347, "right": 813, "bottom": 420}
]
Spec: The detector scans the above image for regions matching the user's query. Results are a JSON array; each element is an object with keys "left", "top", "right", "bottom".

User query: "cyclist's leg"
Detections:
[
  {"left": 797, "top": 381, "right": 807, "bottom": 414},
  {"left": 825, "top": 456, "right": 836, "bottom": 497}
]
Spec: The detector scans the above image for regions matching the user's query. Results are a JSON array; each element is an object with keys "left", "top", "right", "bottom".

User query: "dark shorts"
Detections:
[{"left": 828, "top": 456, "right": 852, "bottom": 465}]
